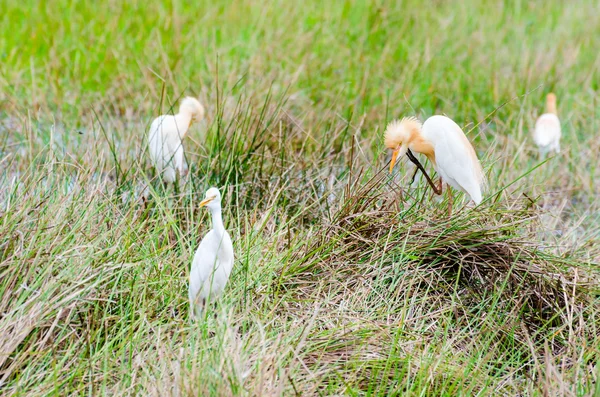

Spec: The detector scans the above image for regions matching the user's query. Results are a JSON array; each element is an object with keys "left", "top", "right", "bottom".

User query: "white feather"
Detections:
[
  {"left": 422, "top": 115, "right": 484, "bottom": 204},
  {"left": 534, "top": 113, "right": 561, "bottom": 156},
  {"left": 148, "top": 115, "right": 188, "bottom": 183},
  {"left": 147, "top": 97, "right": 204, "bottom": 183}
]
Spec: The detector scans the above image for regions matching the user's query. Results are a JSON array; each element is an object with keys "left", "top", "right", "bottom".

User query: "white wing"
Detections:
[
  {"left": 147, "top": 115, "right": 186, "bottom": 183},
  {"left": 165, "top": 134, "right": 186, "bottom": 177},
  {"left": 422, "top": 115, "right": 484, "bottom": 204},
  {"left": 148, "top": 116, "right": 167, "bottom": 172}
]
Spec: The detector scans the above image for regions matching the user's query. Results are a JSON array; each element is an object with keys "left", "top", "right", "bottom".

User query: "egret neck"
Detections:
[
  {"left": 174, "top": 113, "right": 193, "bottom": 139},
  {"left": 209, "top": 206, "right": 226, "bottom": 239},
  {"left": 546, "top": 95, "right": 557, "bottom": 115},
  {"left": 411, "top": 135, "right": 436, "bottom": 165}
]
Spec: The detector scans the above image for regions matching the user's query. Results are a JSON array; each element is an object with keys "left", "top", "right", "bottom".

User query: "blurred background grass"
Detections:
[{"left": 2, "top": 0, "right": 599, "bottom": 115}]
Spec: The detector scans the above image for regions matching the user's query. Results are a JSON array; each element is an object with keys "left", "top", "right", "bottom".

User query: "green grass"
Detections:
[{"left": 1, "top": 0, "right": 599, "bottom": 395}]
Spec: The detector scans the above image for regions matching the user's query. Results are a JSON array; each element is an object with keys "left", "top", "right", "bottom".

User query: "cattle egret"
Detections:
[
  {"left": 189, "top": 187, "right": 234, "bottom": 319},
  {"left": 533, "top": 93, "right": 561, "bottom": 158},
  {"left": 385, "top": 115, "right": 485, "bottom": 213},
  {"left": 148, "top": 97, "right": 205, "bottom": 183}
]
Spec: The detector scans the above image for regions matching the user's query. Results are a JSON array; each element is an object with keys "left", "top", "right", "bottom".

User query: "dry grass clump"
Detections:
[{"left": 273, "top": 172, "right": 598, "bottom": 391}]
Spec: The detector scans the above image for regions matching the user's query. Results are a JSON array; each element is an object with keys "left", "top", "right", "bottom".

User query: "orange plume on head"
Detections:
[{"left": 384, "top": 117, "right": 422, "bottom": 149}]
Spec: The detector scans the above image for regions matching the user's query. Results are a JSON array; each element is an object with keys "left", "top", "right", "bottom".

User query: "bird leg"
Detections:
[
  {"left": 447, "top": 183, "right": 453, "bottom": 217},
  {"left": 190, "top": 296, "right": 205, "bottom": 321},
  {"left": 406, "top": 149, "right": 442, "bottom": 195},
  {"left": 408, "top": 165, "right": 419, "bottom": 185}
]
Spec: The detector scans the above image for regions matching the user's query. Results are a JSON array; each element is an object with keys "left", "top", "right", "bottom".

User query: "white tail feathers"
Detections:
[{"left": 469, "top": 186, "right": 483, "bottom": 205}]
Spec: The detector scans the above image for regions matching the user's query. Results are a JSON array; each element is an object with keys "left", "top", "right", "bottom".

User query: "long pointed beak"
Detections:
[
  {"left": 389, "top": 149, "right": 399, "bottom": 173},
  {"left": 199, "top": 197, "right": 215, "bottom": 207}
]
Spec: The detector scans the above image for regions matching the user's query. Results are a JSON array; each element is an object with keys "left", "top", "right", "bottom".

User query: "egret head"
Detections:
[
  {"left": 180, "top": 97, "right": 206, "bottom": 122},
  {"left": 546, "top": 93, "right": 557, "bottom": 115},
  {"left": 199, "top": 187, "right": 221, "bottom": 210},
  {"left": 384, "top": 117, "right": 422, "bottom": 172}
]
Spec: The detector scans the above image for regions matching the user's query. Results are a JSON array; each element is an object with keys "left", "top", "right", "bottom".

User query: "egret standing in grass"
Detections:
[
  {"left": 385, "top": 116, "right": 485, "bottom": 214},
  {"left": 189, "top": 187, "right": 234, "bottom": 319},
  {"left": 533, "top": 93, "right": 561, "bottom": 158},
  {"left": 148, "top": 97, "right": 205, "bottom": 183}
]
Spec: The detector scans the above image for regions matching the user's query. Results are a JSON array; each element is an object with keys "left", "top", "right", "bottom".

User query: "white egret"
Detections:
[
  {"left": 385, "top": 115, "right": 485, "bottom": 213},
  {"left": 533, "top": 93, "right": 561, "bottom": 158},
  {"left": 148, "top": 97, "right": 205, "bottom": 183},
  {"left": 189, "top": 187, "right": 234, "bottom": 319}
]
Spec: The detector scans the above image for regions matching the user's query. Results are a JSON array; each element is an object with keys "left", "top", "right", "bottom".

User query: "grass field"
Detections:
[{"left": 1, "top": 0, "right": 599, "bottom": 395}]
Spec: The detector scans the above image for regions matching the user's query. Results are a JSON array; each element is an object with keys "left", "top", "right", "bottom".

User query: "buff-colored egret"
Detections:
[
  {"left": 385, "top": 115, "right": 484, "bottom": 214},
  {"left": 148, "top": 97, "right": 205, "bottom": 183},
  {"left": 533, "top": 93, "right": 561, "bottom": 158},
  {"left": 189, "top": 187, "right": 234, "bottom": 319}
]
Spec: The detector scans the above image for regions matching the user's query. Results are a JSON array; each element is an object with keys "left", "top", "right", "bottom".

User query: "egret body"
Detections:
[
  {"left": 148, "top": 97, "right": 205, "bottom": 183},
  {"left": 533, "top": 93, "right": 561, "bottom": 157},
  {"left": 385, "top": 115, "right": 484, "bottom": 211},
  {"left": 189, "top": 187, "right": 234, "bottom": 319}
]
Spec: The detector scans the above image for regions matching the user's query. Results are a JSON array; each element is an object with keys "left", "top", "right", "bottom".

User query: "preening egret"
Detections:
[
  {"left": 533, "top": 93, "right": 561, "bottom": 158},
  {"left": 148, "top": 97, "right": 205, "bottom": 183},
  {"left": 189, "top": 187, "right": 234, "bottom": 319},
  {"left": 385, "top": 115, "right": 485, "bottom": 213}
]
